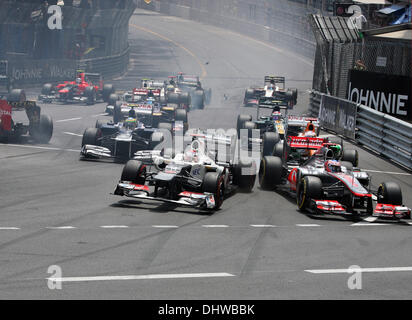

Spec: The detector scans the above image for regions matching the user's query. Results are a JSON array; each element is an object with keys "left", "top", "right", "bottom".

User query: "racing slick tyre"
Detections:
[
  {"left": 377, "top": 182, "right": 402, "bottom": 206},
  {"left": 8, "top": 89, "right": 26, "bottom": 103},
  {"left": 342, "top": 149, "right": 359, "bottom": 167},
  {"left": 175, "top": 109, "right": 188, "bottom": 132},
  {"left": 179, "top": 92, "right": 191, "bottom": 106},
  {"left": 82, "top": 128, "right": 101, "bottom": 147},
  {"left": 233, "top": 159, "right": 257, "bottom": 192},
  {"left": 113, "top": 102, "right": 123, "bottom": 124},
  {"left": 102, "top": 84, "right": 115, "bottom": 102},
  {"left": 289, "top": 88, "right": 298, "bottom": 105},
  {"left": 205, "top": 88, "right": 212, "bottom": 105},
  {"left": 150, "top": 131, "right": 164, "bottom": 150},
  {"left": 262, "top": 132, "right": 280, "bottom": 157},
  {"left": 203, "top": 172, "right": 225, "bottom": 210},
  {"left": 273, "top": 142, "right": 284, "bottom": 158},
  {"left": 95, "top": 119, "right": 105, "bottom": 129},
  {"left": 31, "top": 114, "right": 53, "bottom": 143},
  {"left": 41, "top": 84, "right": 53, "bottom": 95},
  {"left": 108, "top": 93, "right": 118, "bottom": 107},
  {"left": 297, "top": 176, "right": 322, "bottom": 211},
  {"left": 85, "top": 86, "right": 96, "bottom": 105},
  {"left": 244, "top": 89, "right": 254, "bottom": 105},
  {"left": 158, "top": 122, "right": 173, "bottom": 132},
  {"left": 243, "top": 121, "right": 256, "bottom": 139},
  {"left": 237, "top": 114, "right": 252, "bottom": 138},
  {"left": 192, "top": 90, "right": 205, "bottom": 109},
  {"left": 167, "top": 92, "right": 180, "bottom": 104},
  {"left": 121, "top": 160, "right": 146, "bottom": 185},
  {"left": 259, "top": 156, "right": 283, "bottom": 190}
]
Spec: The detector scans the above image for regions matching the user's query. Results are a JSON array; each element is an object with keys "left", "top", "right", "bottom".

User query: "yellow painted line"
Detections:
[{"left": 130, "top": 23, "right": 207, "bottom": 79}]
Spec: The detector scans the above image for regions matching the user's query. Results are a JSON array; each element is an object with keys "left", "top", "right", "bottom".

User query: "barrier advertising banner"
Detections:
[
  {"left": 347, "top": 69, "right": 411, "bottom": 120},
  {"left": 318, "top": 94, "right": 357, "bottom": 139}
]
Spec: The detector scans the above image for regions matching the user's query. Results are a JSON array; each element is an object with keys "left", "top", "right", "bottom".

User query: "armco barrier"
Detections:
[{"left": 310, "top": 90, "right": 412, "bottom": 170}]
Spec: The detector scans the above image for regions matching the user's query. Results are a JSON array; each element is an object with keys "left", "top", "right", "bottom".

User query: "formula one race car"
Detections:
[
  {"left": 0, "top": 89, "right": 53, "bottom": 143},
  {"left": 173, "top": 73, "right": 212, "bottom": 109},
  {"left": 38, "top": 71, "right": 115, "bottom": 105},
  {"left": 109, "top": 96, "right": 189, "bottom": 133},
  {"left": 244, "top": 76, "right": 297, "bottom": 107},
  {"left": 236, "top": 97, "right": 320, "bottom": 156},
  {"left": 113, "top": 131, "right": 256, "bottom": 210},
  {"left": 80, "top": 117, "right": 174, "bottom": 161},
  {"left": 258, "top": 135, "right": 410, "bottom": 219}
]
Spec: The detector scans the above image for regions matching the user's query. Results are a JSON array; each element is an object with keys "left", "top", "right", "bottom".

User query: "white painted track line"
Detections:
[
  {"left": 152, "top": 225, "right": 179, "bottom": 228},
  {"left": 63, "top": 132, "right": 83, "bottom": 137},
  {"left": 56, "top": 117, "right": 82, "bottom": 123},
  {"left": 46, "top": 226, "right": 76, "bottom": 230},
  {"left": 202, "top": 225, "right": 229, "bottom": 228},
  {"left": 306, "top": 266, "right": 412, "bottom": 274},
  {"left": 362, "top": 169, "right": 411, "bottom": 176},
  {"left": 100, "top": 225, "right": 129, "bottom": 229},
  {"left": 48, "top": 272, "right": 235, "bottom": 283},
  {"left": 351, "top": 222, "right": 388, "bottom": 226},
  {"left": 250, "top": 224, "right": 276, "bottom": 228},
  {"left": 0, "top": 227, "right": 20, "bottom": 230},
  {"left": 296, "top": 224, "right": 321, "bottom": 227}
]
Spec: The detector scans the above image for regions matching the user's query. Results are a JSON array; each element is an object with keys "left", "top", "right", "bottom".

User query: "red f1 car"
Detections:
[
  {"left": 38, "top": 71, "right": 115, "bottom": 105},
  {"left": 1, "top": 89, "right": 53, "bottom": 143}
]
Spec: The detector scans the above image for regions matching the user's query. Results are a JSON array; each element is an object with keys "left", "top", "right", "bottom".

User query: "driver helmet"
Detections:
[
  {"left": 124, "top": 118, "right": 137, "bottom": 130},
  {"left": 272, "top": 111, "right": 282, "bottom": 121},
  {"left": 325, "top": 160, "right": 342, "bottom": 173},
  {"left": 76, "top": 77, "right": 81, "bottom": 84},
  {"left": 184, "top": 141, "right": 200, "bottom": 162}
]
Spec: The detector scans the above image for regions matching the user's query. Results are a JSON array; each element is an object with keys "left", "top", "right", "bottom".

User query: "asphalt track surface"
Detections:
[{"left": 0, "top": 9, "right": 411, "bottom": 299}]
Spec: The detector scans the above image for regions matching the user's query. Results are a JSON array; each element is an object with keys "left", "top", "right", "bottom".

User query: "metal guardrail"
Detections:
[{"left": 310, "top": 90, "right": 412, "bottom": 170}]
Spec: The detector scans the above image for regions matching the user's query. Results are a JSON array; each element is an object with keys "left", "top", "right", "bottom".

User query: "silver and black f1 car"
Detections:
[
  {"left": 113, "top": 132, "right": 256, "bottom": 210},
  {"left": 80, "top": 117, "right": 174, "bottom": 161}
]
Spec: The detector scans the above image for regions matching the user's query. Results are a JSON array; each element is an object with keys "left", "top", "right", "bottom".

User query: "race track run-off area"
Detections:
[{"left": 0, "top": 9, "right": 411, "bottom": 299}]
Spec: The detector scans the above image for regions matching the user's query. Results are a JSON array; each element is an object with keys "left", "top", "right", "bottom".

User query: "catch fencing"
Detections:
[
  {"left": 138, "top": 0, "right": 329, "bottom": 60},
  {"left": 310, "top": 90, "right": 412, "bottom": 170},
  {"left": 0, "top": 0, "right": 136, "bottom": 85}
]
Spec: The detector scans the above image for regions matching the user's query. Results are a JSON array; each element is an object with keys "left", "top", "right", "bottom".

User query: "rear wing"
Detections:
[
  {"left": 287, "top": 116, "right": 319, "bottom": 127},
  {"left": 0, "top": 99, "right": 41, "bottom": 131},
  {"left": 264, "top": 76, "right": 285, "bottom": 89},
  {"left": 256, "top": 96, "right": 289, "bottom": 119},
  {"left": 84, "top": 72, "right": 102, "bottom": 87},
  {"left": 287, "top": 136, "right": 325, "bottom": 149}
]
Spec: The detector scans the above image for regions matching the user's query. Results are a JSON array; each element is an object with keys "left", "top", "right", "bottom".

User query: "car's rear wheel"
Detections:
[
  {"left": 175, "top": 109, "right": 188, "bottom": 132},
  {"left": 203, "top": 172, "right": 225, "bottom": 210},
  {"left": 108, "top": 93, "right": 118, "bottom": 106},
  {"left": 8, "top": 89, "right": 26, "bottom": 103},
  {"left": 297, "top": 176, "right": 322, "bottom": 211},
  {"left": 85, "top": 86, "right": 96, "bottom": 105},
  {"left": 273, "top": 142, "right": 284, "bottom": 158},
  {"left": 31, "top": 114, "right": 53, "bottom": 143},
  {"left": 113, "top": 101, "right": 123, "bottom": 123},
  {"left": 121, "top": 160, "right": 146, "bottom": 185},
  {"left": 262, "top": 132, "right": 280, "bottom": 157},
  {"left": 377, "top": 182, "right": 402, "bottom": 205},
  {"left": 342, "top": 149, "right": 358, "bottom": 167},
  {"left": 233, "top": 158, "right": 256, "bottom": 192},
  {"left": 237, "top": 114, "right": 252, "bottom": 137},
  {"left": 259, "top": 156, "right": 283, "bottom": 190},
  {"left": 102, "top": 84, "right": 115, "bottom": 102},
  {"left": 192, "top": 90, "right": 205, "bottom": 109},
  {"left": 41, "top": 84, "right": 53, "bottom": 95},
  {"left": 95, "top": 119, "right": 105, "bottom": 129}
]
